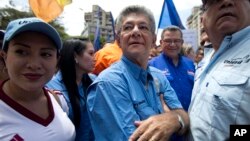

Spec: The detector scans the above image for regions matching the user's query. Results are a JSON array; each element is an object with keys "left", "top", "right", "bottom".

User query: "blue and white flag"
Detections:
[
  {"left": 158, "top": 0, "right": 185, "bottom": 30},
  {"left": 106, "top": 12, "right": 115, "bottom": 43},
  {"left": 110, "top": 12, "right": 115, "bottom": 39}
]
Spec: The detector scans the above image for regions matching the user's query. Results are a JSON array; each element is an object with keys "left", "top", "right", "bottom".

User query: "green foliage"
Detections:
[
  {"left": 89, "top": 34, "right": 95, "bottom": 42},
  {"left": 0, "top": 7, "right": 69, "bottom": 40},
  {"left": 100, "top": 36, "right": 106, "bottom": 47},
  {"left": 88, "top": 33, "right": 106, "bottom": 49},
  {"left": 0, "top": 8, "right": 33, "bottom": 28}
]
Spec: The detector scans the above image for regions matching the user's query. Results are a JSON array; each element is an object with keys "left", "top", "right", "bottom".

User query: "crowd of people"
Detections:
[{"left": 0, "top": 0, "right": 249, "bottom": 140}]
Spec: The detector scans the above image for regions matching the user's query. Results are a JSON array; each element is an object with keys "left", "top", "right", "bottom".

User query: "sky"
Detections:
[
  {"left": 61, "top": 0, "right": 202, "bottom": 36},
  {"left": 1, "top": 0, "right": 202, "bottom": 36}
]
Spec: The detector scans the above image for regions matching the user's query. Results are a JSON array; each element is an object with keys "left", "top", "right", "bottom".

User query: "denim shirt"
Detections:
[
  {"left": 47, "top": 72, "right": 95, "bottom": 141},
  {"left": 87, "top": 56, "right": 182, "bottom": 141}
]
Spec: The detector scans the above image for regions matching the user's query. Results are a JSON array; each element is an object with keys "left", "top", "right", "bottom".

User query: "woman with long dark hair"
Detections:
[{"left": 47, "top": 38, "right": 95, "bottom": 141}]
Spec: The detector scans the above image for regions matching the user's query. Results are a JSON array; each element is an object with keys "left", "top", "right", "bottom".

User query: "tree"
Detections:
[
  {"left": 0, "top": 7, "right": 69, "bottom": 40},
  {"left": 88, "top": 33, "right": 106, "bottom": 49}
]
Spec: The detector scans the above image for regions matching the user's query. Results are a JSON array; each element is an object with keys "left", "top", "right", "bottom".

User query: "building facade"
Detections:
[
  {"left": 186, "top": 6, "right": 203, "bottom": 46},
  {"left": 82, "top": 5, "right": 115, "bottom": 43}
]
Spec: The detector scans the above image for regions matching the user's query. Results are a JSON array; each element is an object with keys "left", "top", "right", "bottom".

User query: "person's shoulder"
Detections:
[
  {"left": 97, "top": 61, "right": 125, "bottom": 80},
  {"left": 88, "top": 73, "right": 97, "bottom": 80},
  {"left": 149, "top": 66, "right": 162, "bottom": 72},
  {"left": 150, "top": 54, "right": 162, "bottom": 61},
  {"left": 96, "top": 45, "right": 121, "bottom": 60},
  {"left": 149, "top": 54, "right": 163, "bottom": 65},
  {"left": 94, "top": 44, "right": 113, "bottom": 57},
  {"left": 46, "top": 72, "right": 64, "bottom": 89},
  {"left": 149, "top": 67, "right": 170, "bottom": 85},
  {"left": 149, "top": 66, "right": 165, "bottom": 77},
  {"left": 182, "top": 56, "right": 195, "bottom": 65}
]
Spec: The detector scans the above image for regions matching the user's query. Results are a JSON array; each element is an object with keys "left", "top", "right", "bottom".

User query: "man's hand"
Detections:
[{"left": 129, "top": 112, "right": 180, "bottom": 141}]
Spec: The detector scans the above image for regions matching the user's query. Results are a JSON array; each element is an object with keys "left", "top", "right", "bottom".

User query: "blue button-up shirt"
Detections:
[
  {"left": 87, "top": 56, "right": 182, "bottom": 141},
  {"left": 47, "top": 72, "right": 95, "bottom": 141},
  {"left": 149, "top": 54, "right": 195, "bottom": 111},
  {"left": 189, "top": 26, "right": 250, "bottom": 141}
]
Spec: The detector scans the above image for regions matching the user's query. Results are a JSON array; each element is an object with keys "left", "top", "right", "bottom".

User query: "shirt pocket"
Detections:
[
  {"left": 199, "top": 71, "right": 248, "bottom": 133},
  {"left": 133, "top": 100, "right": 157, "bottom": 120}
]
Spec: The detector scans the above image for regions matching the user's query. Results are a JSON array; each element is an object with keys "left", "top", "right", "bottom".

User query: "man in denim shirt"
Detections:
[{"left": 87, "top": 5, "right": 189, "bottom": 141}]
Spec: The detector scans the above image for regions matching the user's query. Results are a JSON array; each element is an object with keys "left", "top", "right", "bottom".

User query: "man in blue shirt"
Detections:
[
  {"left": 87, "top": 5, "right": 189, "bottom": 141},
  {"left": 188, "top": 0, "right": 250, "bottom": 140},
  {"left": 149, "top": 26, "right": 195, "bottom": 111}
]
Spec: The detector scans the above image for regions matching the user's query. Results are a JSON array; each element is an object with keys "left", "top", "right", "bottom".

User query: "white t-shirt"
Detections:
[{"left": 0, "top": 87, "right": 76, "bottom": 141}]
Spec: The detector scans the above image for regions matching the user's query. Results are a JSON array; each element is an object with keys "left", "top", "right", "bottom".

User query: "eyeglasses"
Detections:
[
  {"left": 162, "top": 39, "right": 183, "bottom": 45},
  {"left": 121, "top": 23, "right": 152, "bottom": 33}
]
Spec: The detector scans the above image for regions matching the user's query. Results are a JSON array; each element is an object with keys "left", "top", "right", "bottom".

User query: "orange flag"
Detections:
[{"left": 29, "top": 0, "right": 72, "bottom": 22}]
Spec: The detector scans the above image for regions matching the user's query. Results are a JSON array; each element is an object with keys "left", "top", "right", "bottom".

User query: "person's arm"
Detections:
[
  {"left": 87, "top": 80, "right": 139, "bottom": 141},
  {"left": 159, "top": 94, "right": 170, "bottom": 112},
  {"left": 159, "top": 71, "right": 190, "bottom": 135}
]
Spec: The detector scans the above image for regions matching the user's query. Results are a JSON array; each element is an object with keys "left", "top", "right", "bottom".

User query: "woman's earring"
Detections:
[{"left": 75, "top": 58, "right": 78, "bottom": 64}]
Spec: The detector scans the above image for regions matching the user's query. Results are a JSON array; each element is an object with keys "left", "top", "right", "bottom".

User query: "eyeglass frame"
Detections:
[{"left": 161, "top": 39, "right": 183, "bottom": 45}]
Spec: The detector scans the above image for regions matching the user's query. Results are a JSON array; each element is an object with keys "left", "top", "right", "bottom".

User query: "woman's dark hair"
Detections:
[{"left": 58, "top": 37, "right": 93, "bottom": 127}]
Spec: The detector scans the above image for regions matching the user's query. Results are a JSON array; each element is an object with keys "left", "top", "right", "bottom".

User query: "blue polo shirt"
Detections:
[
  {"left": 87, "top": 56, "right": 182, "bottom": 141},
  {"left": 149, "top": 53, "right": 195, "bottom": 111}
]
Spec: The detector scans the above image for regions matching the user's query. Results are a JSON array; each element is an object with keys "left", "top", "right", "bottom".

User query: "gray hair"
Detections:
[
  {"left": 161, "top": 25, "right": 183, "bottom": 39},
  {"left": 116, "top": 5, "right": 156, "bottom": 35}
]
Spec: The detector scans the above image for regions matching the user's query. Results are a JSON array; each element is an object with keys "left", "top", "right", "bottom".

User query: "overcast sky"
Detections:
[
  {"left": 62, "top": 0, "right": 202, "bottom": 36},
  {"left": 1, "top": 0, "right": 202, "bottom": 36}
]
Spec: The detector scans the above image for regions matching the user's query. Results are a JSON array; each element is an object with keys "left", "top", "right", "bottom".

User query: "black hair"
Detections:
[
  {"left": 161, "top": 25, "right": 183, "bottom": 39},
  {"left": 58, "top": 37, "right": 93, "bottom": 127}
]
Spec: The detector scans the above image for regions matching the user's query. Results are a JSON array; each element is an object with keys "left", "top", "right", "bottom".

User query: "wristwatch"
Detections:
[{"left": 177, "top": 114, "right": 185, "bottom": 134}]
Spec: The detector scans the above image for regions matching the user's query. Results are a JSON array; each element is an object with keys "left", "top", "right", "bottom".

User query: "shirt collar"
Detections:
[
  {"left": 121, "top": 56, "right": 153, "bottom": 84},
  {"left": 229, "top": 26, "right": 250, "bottom": 46},
  {"left": 218, "top": 26, "right": 250, "bottom": 54}
]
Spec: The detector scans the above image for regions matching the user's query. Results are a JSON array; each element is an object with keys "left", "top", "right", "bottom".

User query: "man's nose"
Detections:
[{"left": 131, "top": 25, "right": 142, "bottom": 37}]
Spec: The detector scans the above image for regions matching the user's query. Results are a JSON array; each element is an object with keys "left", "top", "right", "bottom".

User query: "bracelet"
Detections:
[{"left": 177, "top": 114, "right": 185, "bottom": 134}]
